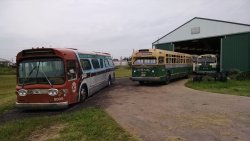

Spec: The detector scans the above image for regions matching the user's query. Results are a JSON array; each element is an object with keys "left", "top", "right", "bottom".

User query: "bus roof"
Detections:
[
  {"left": 16, "top": 47, "right": 112, "bottom": 62},
  {"left": 132, "top": 48, "right": 191, "bottom": 57}
]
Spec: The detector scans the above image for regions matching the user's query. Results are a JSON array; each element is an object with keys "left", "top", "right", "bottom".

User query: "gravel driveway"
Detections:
[{"left": 89, "top": 78, "right": 250, "bottom": 141}]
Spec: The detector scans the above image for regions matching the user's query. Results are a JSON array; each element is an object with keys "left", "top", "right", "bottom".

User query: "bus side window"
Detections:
[
  {"left": 169, "top": 54, "right": 172, "bottom": 64},
  {"left": 108, "top": 59, "right": 114, "bottom": 67},
  {"left": 166, "top": 54, "right": 168, "bottom": 64},
  {"left": 100, "top": 59, "right": 104, "bottom": 68},
  {"left": 173, "top": 55, "right": 176, "bottom": 64},
  {"left": 80, "top": 59, "right": 92, "bottom": 70},
  {"left": 104, "top": 59, "right": 109, "bottom": 67},
  {"left": 158, "top": 57, "right": 164, "bottom": 64},
  {"left": 91, "top": 59, "right": 100, "bottom": 69},
  {"left": 67, "top": 60, "right": 76, "bottom": 80}
]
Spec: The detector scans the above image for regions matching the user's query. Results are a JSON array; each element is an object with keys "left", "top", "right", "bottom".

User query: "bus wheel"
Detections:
[
  {"left": 80, "top": 87, "right": 87, "bottom": 102},
  {"left": 165, "top": 73, "right": 171, "bottom": 84},
  {"left": 107, "top": 77, "right": 111, "bottom": 87}
]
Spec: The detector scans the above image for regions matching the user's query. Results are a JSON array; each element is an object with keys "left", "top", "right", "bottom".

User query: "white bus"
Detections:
[
  {"left": 78, "top": 51, "right": 116, "bottom": 101},
  {"left": 16, "top": 48, "right": 115, "bottom": 109}
]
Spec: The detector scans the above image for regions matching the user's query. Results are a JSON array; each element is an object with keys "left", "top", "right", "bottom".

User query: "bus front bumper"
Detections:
[
  {"left": 16, "top": 101, "right": 69, "bottom": 110},
  {"left": 130, "top": 77, "right": 164, "bottom": 82}
]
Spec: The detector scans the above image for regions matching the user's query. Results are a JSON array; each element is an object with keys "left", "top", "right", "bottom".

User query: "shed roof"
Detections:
[{"left": 153, "top": 17, "right": 250, "bottom": 45}]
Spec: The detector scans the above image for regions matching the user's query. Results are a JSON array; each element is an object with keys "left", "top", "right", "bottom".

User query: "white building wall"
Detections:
[{"left": 157, "top": 18, "right": 250, "bottom": 44}]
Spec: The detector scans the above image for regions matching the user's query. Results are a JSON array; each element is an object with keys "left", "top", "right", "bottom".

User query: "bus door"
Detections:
[{"left": 66, "top": 60, "right": 80, "bottom": 104}]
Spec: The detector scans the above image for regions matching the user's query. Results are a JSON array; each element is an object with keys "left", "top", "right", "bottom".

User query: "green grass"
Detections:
[
  {"left": 0, "top": 74, "right": 137, "bottom": 141},
  {"left": 0, "top": 66, "right": 16, "bottom": 75},
  {"left": 185, "top": 79, "right": 250, "bottom": 97},
  {"left": 0, "top": 75, "right": 16, "bottom": 114},
  {"left": 0, "top": 108, "right": 137, "bottom": 141},
  {"left": 115, "top": 66, "right": 131, "bottom": 78}
]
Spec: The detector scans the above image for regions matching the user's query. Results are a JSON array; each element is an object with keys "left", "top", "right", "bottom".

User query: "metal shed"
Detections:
[{"left": 152, "top": 17, "right": 250, "bottom": 71}]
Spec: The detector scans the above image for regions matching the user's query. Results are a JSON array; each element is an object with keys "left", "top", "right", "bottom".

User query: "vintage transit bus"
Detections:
[
  {"left": 16, "top": 48, "right": 115, "bottom": 109},
  {"left": 195, "top": 54, "right": 218, "bottom": 74},
  {"left": 131, "top": 49, "right": 192, "bottom": 84}
]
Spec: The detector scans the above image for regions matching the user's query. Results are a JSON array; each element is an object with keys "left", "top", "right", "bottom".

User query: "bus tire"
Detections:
[
  {"left": 165, "top": 72, "right": 171, "bottom": 84},
  {"left": 107, "top": 77, "right": 111, "bottom": 87},
  {"left": 80, "top": 86, "right": 88, "bottom": 102}
]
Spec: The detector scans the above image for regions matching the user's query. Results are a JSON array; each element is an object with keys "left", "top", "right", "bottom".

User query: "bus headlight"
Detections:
[
  {"left": 152, "top": 70, "right": 154, "bottom": 73},
  {"left": 133, "top": 70, "right": 136, "bottom": 73},
  {"left": 48, "top": 88, "right": 58, "bottom": 96},
  {"left": 18, "top": 89, "right": 28, "bottom": 96}
]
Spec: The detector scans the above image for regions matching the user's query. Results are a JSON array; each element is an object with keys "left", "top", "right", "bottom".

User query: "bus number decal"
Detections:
[{"left": 54, "top": 97, "right": 64, "bottom": 101}]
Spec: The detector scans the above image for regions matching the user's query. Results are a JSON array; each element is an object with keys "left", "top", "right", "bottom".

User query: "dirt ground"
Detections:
[
  {"left": 1, "top": 78, "right": 250, "bottom": 141},
  {"left": 89, "top": 78, "right": 250, "bottom": 141}
]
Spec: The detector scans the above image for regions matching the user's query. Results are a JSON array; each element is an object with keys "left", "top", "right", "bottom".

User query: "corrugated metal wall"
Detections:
[
  {"left": 222, "top": 32, "right": 250, "bottom": 71},
  {"left": 155, "top": 43, "right": 174, "bottom": 51}
]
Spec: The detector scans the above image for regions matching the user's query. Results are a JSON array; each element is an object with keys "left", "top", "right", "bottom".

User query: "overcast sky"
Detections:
[{"left": 0, "top": 0, "right": 249, "bottom": 61}]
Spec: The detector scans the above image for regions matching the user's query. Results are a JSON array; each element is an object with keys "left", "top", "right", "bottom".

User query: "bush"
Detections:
[
  {"left": 203, "top": 75, "right": 214, "bottom": 81},
  {"left": 226, "top": 69, "right": 240, "bottom": 80},
  {"left": 228, "top": 69, "right": 241, "bottom": 75},
  {"left": 236, "top": 71, "right": 250, "bottom": 81}
]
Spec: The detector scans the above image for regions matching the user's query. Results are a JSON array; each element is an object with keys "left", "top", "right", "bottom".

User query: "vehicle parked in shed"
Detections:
[
  {"left": 16, "top": 48, "right": 115, "bottom": 109},
  {"left": 193, "top": 54, "right": 227, "bottom": 82},
  {"left": 191, "top": 55, "right": 198, "bottom": 72},
  {"left": 195, "top": 54, "right": 218, "bottom": 74},
  {"left": 130, "top": 49, "right": 192, "bottom": 84}
]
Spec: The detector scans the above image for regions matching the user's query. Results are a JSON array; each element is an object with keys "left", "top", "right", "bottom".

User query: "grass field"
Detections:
[
  {"left": 0, "top": 66, "right": 16, "bottom": 75},
  {"left": 0, "top": 75, "right": 16, "bottom": 114},
  {"left": 115, "top": 66, "right": 131, "bottom": 78},
  {"left": 185, "top": 79, "right": 250, "bottom": 97},
  {"left": 0, "top": 108, "right": 136, "bottom": 141}
]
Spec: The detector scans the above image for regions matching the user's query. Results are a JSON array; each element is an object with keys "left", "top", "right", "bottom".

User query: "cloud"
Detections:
[{"left": 0, "top": 0, "right": 249, "bottom": 60}]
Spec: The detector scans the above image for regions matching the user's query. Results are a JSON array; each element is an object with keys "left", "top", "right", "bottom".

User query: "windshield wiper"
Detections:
[
  {"left": 22, "top": 65, "right": 37, "bottom": 88},
  {"left": 40, "top": 68, "right": 53, "bottom": 87}
]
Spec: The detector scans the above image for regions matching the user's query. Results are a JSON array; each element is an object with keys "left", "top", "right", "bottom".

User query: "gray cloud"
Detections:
[{"left": 0, "top": 0, "right": 249, "bottom": 61}]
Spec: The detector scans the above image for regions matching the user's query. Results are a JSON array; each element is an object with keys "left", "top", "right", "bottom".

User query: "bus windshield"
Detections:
[
  {"left": 134, "top": 58, "right": 157, "bottom": 65},
  {"left": 18, "top": 58, "right": 65, "bottom": 85},
  {"left": 197, "top": 56, "right": 216, "bottom": 63}
]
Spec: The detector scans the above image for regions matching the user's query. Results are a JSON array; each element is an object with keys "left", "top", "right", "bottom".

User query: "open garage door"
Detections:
[
  {"left": 174, "top": 37, "right": 221, "bottom": 55},
  {"left": 173, "top": 37, "right": 222, "bottom": 72}
]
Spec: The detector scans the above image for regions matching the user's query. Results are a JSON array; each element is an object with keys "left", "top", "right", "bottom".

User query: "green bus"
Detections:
[
  {"left": 195, "top": 54, "right": 218, "bottom": 74},
  {"left": 130, "top": 49, "right": 193, "bottom": 84}
]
